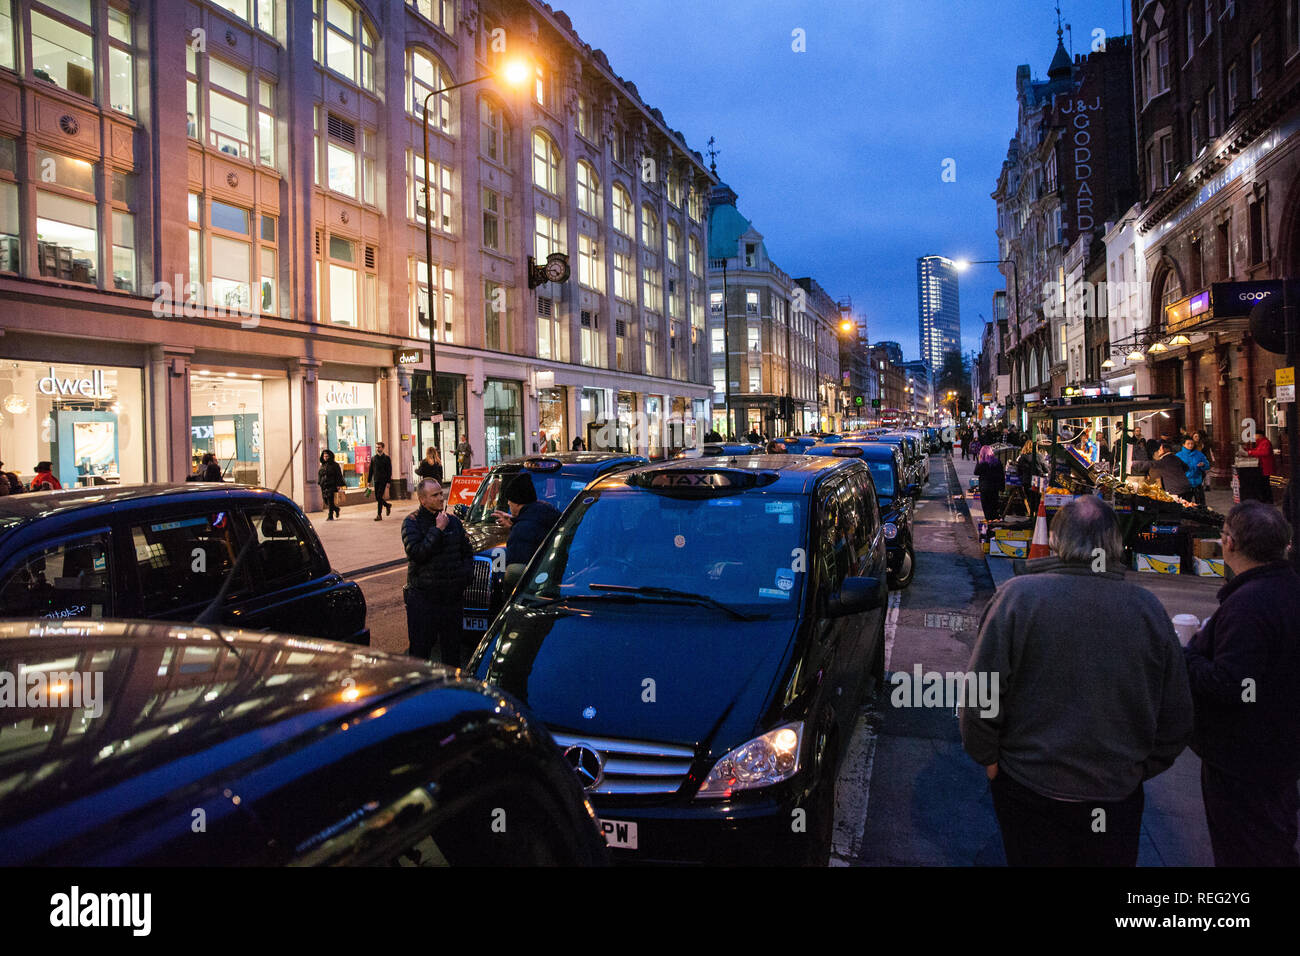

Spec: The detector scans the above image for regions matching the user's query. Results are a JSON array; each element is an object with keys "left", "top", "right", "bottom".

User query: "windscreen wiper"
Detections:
[{"left": 587, "top": 584, "right": 756, "bottom": 621}]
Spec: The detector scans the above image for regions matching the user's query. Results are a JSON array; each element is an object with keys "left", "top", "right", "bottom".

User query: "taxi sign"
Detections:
[
  {"left": 523, "top": 457, "right": 563, "bottom": 471},
  {"left": 1279, "top": 367, "right": 1295, "bottom": 403},
  {"left": 831, "top": 445, "right": 863, "bottom": 457}
]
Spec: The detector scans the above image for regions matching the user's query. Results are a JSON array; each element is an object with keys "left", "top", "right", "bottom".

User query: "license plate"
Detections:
[
  {"left": 599, "top": 818, "right": 638, "bottom": 849},
  {"left": 462, "top": 616, "right": 489, "bottom": 631}
]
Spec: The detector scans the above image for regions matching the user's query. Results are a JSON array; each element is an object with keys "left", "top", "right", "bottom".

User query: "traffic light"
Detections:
[
  {"left": 853, "top": 395, "right": 865, "bottom": 407},
  {"left": 871, "top": 398, "right": 881, "bottom": 409}
]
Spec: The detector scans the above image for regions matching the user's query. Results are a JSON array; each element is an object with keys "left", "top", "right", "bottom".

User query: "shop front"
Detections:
[
  {"left": 537, "top": 386, "right": 567, "bottom": 453},
  {"left": 319, "top": 378, "right": 376, "bottom": 488},
  {"left": 410, "top": 371, "right": 466, "bottom": 478},
  {"left": 581, "top": 387, "right": 608, "bottom": 450},
  {"left": 189, "top": 370, "right": 265, "bottom": 485},
  {"left": 0, "top": 359, "right": 146, "bottom": 488},
  {"left": 645, "top": 395, "right": 664, "bottom": 459},
  {"left": 483, "top": 378, "right": 522, "bottom": 466}
]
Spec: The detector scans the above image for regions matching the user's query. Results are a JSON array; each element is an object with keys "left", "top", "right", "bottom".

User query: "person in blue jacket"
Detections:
[
  {"left": 495, "top": 472, "right": 562, "bottom": 568},
  {"left": 1176, "top": 436, "right": 1211, "bottom": 508}
]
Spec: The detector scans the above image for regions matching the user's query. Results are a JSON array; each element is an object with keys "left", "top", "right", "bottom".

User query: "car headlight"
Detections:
[
  {"left": 883, "top": 521, "right": 898, "bottom": 539},
  {"left": 696, "top": 721, "right": 804, "bottom": 798}
]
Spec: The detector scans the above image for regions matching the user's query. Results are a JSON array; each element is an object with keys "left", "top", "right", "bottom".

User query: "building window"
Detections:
[
  {"left": 482, "top": 187, "right": 509, "bottom": 252},
  {"left": 30, "top": 4, "right": 94, "bottom": 99},
  {"left": 667, "top": 277, "right": 682, "bottom": 319},
  {"left": 688, "top": 186, "right": 704, "bottom": 224},
  {"left": 1160, "top": 134, "right": 1174, "bottom": 187},
  {"left": 610, "top": 123, "right": 626, "bottom": 166},
  {"left": 748, "top": 366, "right": 761, "bottom": 394},
  {"left": 327, "top": 140, "right": 356, "bottom": 197},
  {"left": 614, "top": 252, "right": 634, "bottom": 301},
  {"left": 479, "top": 97, "right": 510, "bottom": 164},
  {"left": 258, "top": 80, "right": 276, "bottom": 167},
  {"left": 107, "top": 7, "right": 134, "bottom": 115},
  {"left": 666, "top": 222, "right": 680, "bottom": 264},
  {"left": 575, "top": 93, "right": 595, "bottom": 140},
  {"left": 576, "top": 160, "right": 601, "bottom": 218},
  {"left": 1186, "top": 5, "right": 1196, "bottom": 63},
  {"left": 410, "top": 49, "right": 452, "bottom": 131},
  {"left": 746, "top": 290, "right": 759, "bottom": 315},
  {"left": 642, "top": 265, "right": 662, "bottom": 313},
  {"left": 37, "top": 192, "right": 97, "bottom": 285},
  {"left": 1156, "top": 35, "right": 1171, "bottom": 94},
  {"left": 537, "top": 295, "right": 568, "bottom": 361},
  {"left": 1227, "top": 63, "right": 1239, "bottom": 115},
  {"left": 260, "top": 214, "right": 277, "bottom": 315},
  {"left": 640, "top": 204, "right": 659, "bottom": 251},
  {"left": 1217, "top": 218, "right": 1231, "bottom": 278},
  {"left": 534, "top": 213, "right": 562, "bottom": 260},
  {"left": 484, "top": 279, "right": 508, "bottom": 351},
  {"left": 534, "top": 62, "right": 549, "bottom": 109},
  {"left": 326, "top": 235, "right": 358, "bottom": 327},
  {"left": 1190, "top": 104, "right": 1202, "bottom": 154},
  {"left": 1205, "top": 0, "right": 1214, "bottom": 38},
  {"left": 666, "top": 168, "right": 683, "bottom": 208},
  {"left": 1208, "top": 84, "right": 1219, "bottom": 136},
  {"left": 209, "top": 58, "right": 251, "bottom": 159},
  {"left": 412, "top": 260, "right": 455, "bottom": 341},
  {"left": 209, "top": 203, "right": 253, "bottom": 314},
  {"left": 578, "top": 233, "right": 602, "bottom": 291},
  {"left": 1289, "top": 0, "right": 1300, "bottom": 59},
  {"left": 1248, "top": 201, "right": 1264, "bottom": 265},
  {"left": 1251, "top": 36, "right": 1263, "bottom": 99},
  {"left": 111, "top": 210, "right": 135, "bottom": 292},
  {"left": 409, "top": 151, "right": 454, "bottom": 232},
  {"left": 580, "top": 310, "right": 604, "bottom": 368},
  {"left": 532, "top": 130, "right": 561, "bottom": 195},
  {"left": 644, "top": 317, "right": 659, "bottom": 376},
  {"left": 710, "top": 291, "right": 722, "bottom": 316},
  {"left": 0, "top": 0, "right": 14, "bottom": 72},
  {"left": 318, "top": 0, "right": 375, "bottom": 91},
  {"left": 612, "top": 184, "right": 633, "bottom": 236},
  {"left": 689, "top": 236, "right": 701, "bottom": 276},
  {"left": 407, "top": 0, "right": 455, "bottom": 34}
]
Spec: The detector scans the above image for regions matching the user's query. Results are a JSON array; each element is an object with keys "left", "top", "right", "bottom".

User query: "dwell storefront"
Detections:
[
  {"left": 318, "top": 377, "right": 378, "bottom": 490},
  {"left": 189, "top": 370, "right": 265, "bottom": 484},
  {"left": 0, "top": 359, "right": 146, "bottom": 488}
]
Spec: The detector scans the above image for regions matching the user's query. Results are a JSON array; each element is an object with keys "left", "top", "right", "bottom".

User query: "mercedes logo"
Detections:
[{"left": 563, "top": 744, "right": 604, "bottom": 790}]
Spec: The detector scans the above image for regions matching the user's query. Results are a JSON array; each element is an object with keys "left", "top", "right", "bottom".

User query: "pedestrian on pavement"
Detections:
[
  {"left": 1015, "top": 439, "right": 1043, "bottom": 517},
  {"left": 402, "top": 478, "right": 474, "bottom": 666},
  {"left": 974, "top": 445, "right": 1005, "bottom": 521},
  {"left": 29, "top": 461, "right": 61, "bottom": 492},
  {"left": 416, "top": 446, "right": 444, "bottom": 483},
  {"left": 367, "top": 441, "right": 393, "bottom": 520},
  {"left": 960, "top": 496, "right": 1193, "bottom": 866},
  {"left": 318, "top": 449, "right": 344, "bottom": 520},
  {"left": 1149, "top": 443, "right": 1193, "bottom": 498},
  {"left": 571, "top": 436, "right": 586, "bottom": 451},
  {"left": 746, "top": 428, "right": 763, "bottom": 444},
  {"left": 1177, "top": 436, "right": 1211, "bottom": 508},
  {"left": 1128, "top": 425, "right": 1152, "bottom": 475},
  {"left": 455, "top": 436, "right": 473, "bottom": 473},
  {"left": 493, "top": 472, "right": 562, "bottom": 568},
  {"left": 200, "top": 452, "right": 223, "bottom": 482},
  {"left": 1239, "top": 433, "right": 1276, "bottom": 504},
  {"left": 1185, "top": 501, "right": 1300, "bottom": 866}
]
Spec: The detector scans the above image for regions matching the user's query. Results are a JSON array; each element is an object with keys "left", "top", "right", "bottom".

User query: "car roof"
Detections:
[
  {"left": 807, "top": 442, "right": 901, "bottom": 461},
  {"left": 599, "top": 454, "right": 861, "bottom": 495},
  {"left": 488, "top": 452, "right": 646, "bottom": 471},
  {"left": 0, "top": 484, "right": 287, "bottom": 523}
]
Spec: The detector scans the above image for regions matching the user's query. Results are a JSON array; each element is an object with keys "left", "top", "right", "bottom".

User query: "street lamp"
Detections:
[{"left": 421, "top": 58, "right": 530, "bottom": 462}]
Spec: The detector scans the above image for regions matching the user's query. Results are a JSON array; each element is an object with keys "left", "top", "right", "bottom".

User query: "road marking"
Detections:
[
  {"left": 883, "top": 589, "right": 901, "bottom": 670},
  {"left": 351, "top": 565, "right": 407, "bottom": 583}
]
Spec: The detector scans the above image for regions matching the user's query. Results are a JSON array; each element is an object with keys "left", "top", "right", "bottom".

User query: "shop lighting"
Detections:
[
  {"left": 1169, "top": 334, "right": 1192, "bottom": 346},
  {"left": 1126, "top": 350, "right": 1146, "bottom": 363},
  {"left": 1147, "top": 341, "right": 1169, "bottom": 354},
  {"left": 1101, "top": 358, "right": 1115, "bottom": 369}
]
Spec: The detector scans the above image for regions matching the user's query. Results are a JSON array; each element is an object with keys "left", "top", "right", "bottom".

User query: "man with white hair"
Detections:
[
  {"left": 960, "top": 496, "right": 1193, "bottom": 865},
  {"left": 402, "top": 478, "right": 474, "bottom": 666}
]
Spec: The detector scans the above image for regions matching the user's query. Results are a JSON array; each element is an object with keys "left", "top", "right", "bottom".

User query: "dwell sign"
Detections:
[{"left": 37, "top": 367, "right": 112, "bottom": 399}]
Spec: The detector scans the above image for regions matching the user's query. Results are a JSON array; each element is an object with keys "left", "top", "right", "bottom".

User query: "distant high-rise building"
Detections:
[{"left": 917, "top": 256, "right": 961, "bottom": 374}]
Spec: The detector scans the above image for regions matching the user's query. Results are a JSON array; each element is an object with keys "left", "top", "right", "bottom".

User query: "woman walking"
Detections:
[
  {"left": 415, "top": 446, "right": 444, "bottom": 483},
  {"left": 975, "top": 445, "right": 1006, "bottom": 521},
  {"left": 318, "top": 449, "right": 344, "bottom": 520}
]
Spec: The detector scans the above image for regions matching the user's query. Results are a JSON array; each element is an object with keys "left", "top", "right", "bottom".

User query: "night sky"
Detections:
[{"left": 553, "top": 0, "right": 1135, "bottom": 362}]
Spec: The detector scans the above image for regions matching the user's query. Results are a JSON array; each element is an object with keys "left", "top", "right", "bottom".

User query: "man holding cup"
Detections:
[{"left": 1185, "top": 502, "right": 1300, "bottom": 866}]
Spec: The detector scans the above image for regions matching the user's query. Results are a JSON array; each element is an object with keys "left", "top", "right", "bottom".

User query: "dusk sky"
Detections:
[{"left": 554, "top": 0, "right": 1135, "bottom": 362}]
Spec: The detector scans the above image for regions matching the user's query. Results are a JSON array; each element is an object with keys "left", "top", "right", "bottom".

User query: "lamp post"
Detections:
[{"left": 420, "top": 60, "right": 528, "bottom": 463}]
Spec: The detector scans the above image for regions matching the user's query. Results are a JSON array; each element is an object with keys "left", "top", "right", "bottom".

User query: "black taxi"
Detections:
[
  {"left": 469, "top": 455, "right": 889, "bottom": 865},
  {"left": 806, "top": 442, "right": 918, "bottom": 588},
  {"left": 455, "top": 452, "right": 647, "bottom": 637}
]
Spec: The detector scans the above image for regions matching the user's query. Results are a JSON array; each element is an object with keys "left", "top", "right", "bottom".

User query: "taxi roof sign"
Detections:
[{"left": 523, "top": 458, "right": 563, "bottom": 471}]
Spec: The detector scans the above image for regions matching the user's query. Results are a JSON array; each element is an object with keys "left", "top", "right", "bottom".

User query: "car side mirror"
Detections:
[
  {"left": 828, "top": 576, "right": 884, "bottom": 617},
  {"left": 452, "top": 503, "right": 469, "bottom": 520}
]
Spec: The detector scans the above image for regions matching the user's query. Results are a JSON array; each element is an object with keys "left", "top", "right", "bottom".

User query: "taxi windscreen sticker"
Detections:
[
  {"left": 758, "top": 587, "right": 791, "bottom": 600},
  {"left": 775, "top": 569, "right": 795, "bottom": 591}
]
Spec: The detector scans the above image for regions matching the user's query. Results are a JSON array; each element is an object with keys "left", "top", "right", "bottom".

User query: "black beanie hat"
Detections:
[{"left": 505, "top": 472, "right": 537, "bottom": 505}]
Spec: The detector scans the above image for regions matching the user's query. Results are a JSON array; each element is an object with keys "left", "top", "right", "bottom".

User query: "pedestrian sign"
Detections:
[{"left": 1278, "top": 367, "right": 1295, "bottom": 403}]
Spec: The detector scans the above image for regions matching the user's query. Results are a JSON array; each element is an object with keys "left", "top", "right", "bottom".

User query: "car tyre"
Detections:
[
  {"left": 888, "top": 538, "right": 915, "bottom": 590},
  {"left": 796, "top": 728, "right": 838, "bottom": 867}
]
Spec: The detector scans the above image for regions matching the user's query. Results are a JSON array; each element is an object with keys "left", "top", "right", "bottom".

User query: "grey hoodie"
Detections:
[{"left": 960, "top": 557, "right": 1193, "bottom": 801}]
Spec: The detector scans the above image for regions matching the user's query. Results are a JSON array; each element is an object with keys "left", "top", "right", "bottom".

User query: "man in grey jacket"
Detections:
[{"left": 960, "top": 496, "right": 1193, "bottom": 865}]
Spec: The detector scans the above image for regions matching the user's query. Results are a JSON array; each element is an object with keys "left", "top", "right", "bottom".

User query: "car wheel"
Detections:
[
  {"left": 798, "top": 736, "right": 838, "bottom": 866},
  {"left": 888, "top": 538, "right": 915, "bottom": 590}
]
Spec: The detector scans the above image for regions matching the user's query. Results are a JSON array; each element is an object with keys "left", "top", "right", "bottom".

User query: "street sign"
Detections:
[
  {"left": 395, "top": 348, "right": 423, "bottom": 367},
  {"left": 431, "top": 414, "right": 444, "bottom": 423},
  {"left": 1211, "top": 280, "right": 1289, "bottom": 318},
  {"left": 1278, "top": 367, "right": 1295, "bottom": 403}
]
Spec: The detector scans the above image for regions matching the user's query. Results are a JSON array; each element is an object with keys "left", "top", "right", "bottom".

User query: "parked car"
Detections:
[
  {"left": 0, "top": 485, "right": 368, "bottom": 644},
  {"left": 455, "top": 453, "right": 647, "bottom": 638},
  {"left": 783, "top": 437, "right": 820, "bottom": 455},
  {"left": 469, "top": 455, "right": 890, "bottom": 865},
  {"left": 0, "top": 621, "right": 607, "bottom": 866},
  {"left": 872, "top": 433, "right": 928, "bottom": 488},
  {"left": 806, "top": 442, "right": 918, "bottom": 588}
]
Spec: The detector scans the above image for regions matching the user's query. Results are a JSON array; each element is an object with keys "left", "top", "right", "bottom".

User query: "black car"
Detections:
[
  {"left": 469, "top": 455, "right": 890, "bottom": 865},
  {"left": 0, "top": 621, "right": 607, "bottom": 865},
  {"left": 0, "top": 485, "right": 368, "bottom": 645},
  {"left": 806, "top": 442, "right": 918, "bottom": 588},
  {"left": 455, "top": 452, "right": 647, "bottom": 637}
]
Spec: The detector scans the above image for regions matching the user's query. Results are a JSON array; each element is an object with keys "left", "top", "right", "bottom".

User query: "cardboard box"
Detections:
[
  {"left": 1133, "top": 553, "right": 1181, "bottom": 574},
  {"left": 1193, "top": 538, "right": 1223, "bottom": 559},
  {"left": 1044, "top": 493, "right": 1080, "bottom": 508},
  {"left": 989, "top": 538, "right": 1029, "bottom": 559},
  {"left": 993, "top": 529, "right": 1033, "bottom": 541},
  {"left": 1194, "top": 557, "right": 1226, "bottom": 577}
]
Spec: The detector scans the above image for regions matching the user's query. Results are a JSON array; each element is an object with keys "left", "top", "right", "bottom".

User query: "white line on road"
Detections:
[
  {"left": 883, "top": 589, "right": 901, "bottom": 671},
  {"left": 350, "top": 565, "right": 407, "bottom": 582}
]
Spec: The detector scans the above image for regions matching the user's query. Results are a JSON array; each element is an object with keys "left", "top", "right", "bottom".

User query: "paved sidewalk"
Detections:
[{"left": 307, "top": 494, "right": 414, "bottom": 576}]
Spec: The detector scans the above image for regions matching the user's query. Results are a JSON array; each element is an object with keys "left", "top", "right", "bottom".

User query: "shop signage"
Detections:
[
  {"left": 37, "top": 367, "right": 112, "bottom": 399},
  {"left": 1278, "top": 367, "right": 1295, "bottom": 404},
  {"left": 323, "top": 382, "right": 360, "bottom": 407},
  {"left": 535, "top": 370, "right": 556, "bottom": 389},
  {"left": 1210, "top": 280, "right": 1289, "bottom": 319},
  {"left": 1164, "top": 291, "right": 1212, "bottom": 333},
  {"left": 395, "top": 348, "right": 423, "bottom": 367}
]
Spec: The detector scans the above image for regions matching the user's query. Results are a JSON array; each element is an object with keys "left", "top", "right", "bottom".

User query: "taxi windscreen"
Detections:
[
  {"left": 521, "top": 490, "right": 808, "bottom": 615},
  {"left": 866, "top": 461, "right": 895, "bottom": 500}
]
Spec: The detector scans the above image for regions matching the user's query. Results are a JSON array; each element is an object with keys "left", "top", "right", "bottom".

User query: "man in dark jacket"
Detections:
[
  {"left": 402, "top": 478, "right": 474, "bottom": 666},
  {"left": 495, "top": 472, "right": 562, "bottom": 568},
  {"left": 1185, "top": 502, "right": 1300, "bottom": 866},
  {"left": 367, "top": 441, "right": 393, "bottom": 520},
  {"left": 961, "top": 496, "right": 1192, "bottom": 865},
  {"left": 1148, "top": 443, "right": 1192, "bottom": 497}
]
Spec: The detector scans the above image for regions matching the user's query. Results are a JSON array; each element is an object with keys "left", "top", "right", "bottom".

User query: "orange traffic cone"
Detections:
[{"left": 1028, "top": 496, "right": 1050, "bottom": 560}]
